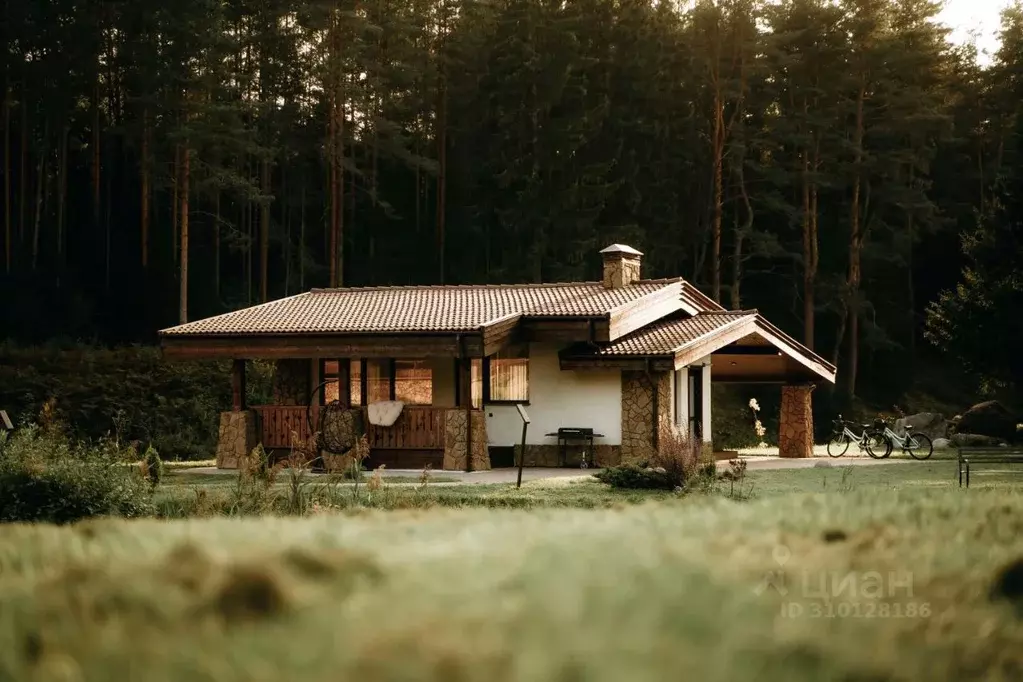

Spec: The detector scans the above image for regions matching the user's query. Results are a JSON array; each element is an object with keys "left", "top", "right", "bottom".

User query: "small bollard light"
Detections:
[{"left": 515, "top": 404, "right": 530, "bottom": 489}]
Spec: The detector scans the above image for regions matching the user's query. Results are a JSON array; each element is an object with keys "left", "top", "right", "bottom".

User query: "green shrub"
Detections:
[
  {"left": 596, "top": 428, "right": 711, "bottom": 490},
  {"left": 594, "top": 463, "right": 677, "bottom": 490},
  {"left": 143, "top": 444, "right": 164, "bottom": 488},
  {"left": 0, "top": 424, "right": 154, "bottom": 524}
]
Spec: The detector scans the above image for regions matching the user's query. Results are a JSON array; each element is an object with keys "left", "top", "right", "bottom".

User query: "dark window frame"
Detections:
[{"left": 483, "top": 344, "right": 530, "bottom": 405}]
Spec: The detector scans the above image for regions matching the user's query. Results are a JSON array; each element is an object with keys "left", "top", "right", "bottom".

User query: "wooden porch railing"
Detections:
[
  {"left": 254, "top": 404, "right": 447, "bottom": 451},
  {"left": 367, "top": 406, "right": 446, "bottom": 450},
  {"left": 253, "top": 405, "right": 312, "bottom": 449}
]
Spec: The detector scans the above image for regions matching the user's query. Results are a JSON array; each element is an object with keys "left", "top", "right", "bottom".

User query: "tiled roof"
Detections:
[
  {"left": 580, "top": 311, "right": 755, "bottom": 356},
  {"left": 160, "top": 279, "right": 683, "bottom": 336}
]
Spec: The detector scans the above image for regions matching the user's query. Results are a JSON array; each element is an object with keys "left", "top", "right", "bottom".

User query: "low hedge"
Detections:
[{"left": 0, "top": 344, "right": 272, "bottom": 460}]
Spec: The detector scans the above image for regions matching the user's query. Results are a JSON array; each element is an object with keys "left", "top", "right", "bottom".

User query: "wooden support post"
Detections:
[
  {"left": 231, "top": 359, "right": 246, "bottom": 412},
  {"left": 388, "top": 358, "right": 397, "bottom": 401},
  {"left": 310, "top": 358, "right": 321, "bottom": 432},
  {"left": 340, "top": 359, "right": 351, "bottom": 407},
  {"left": 360, "top": 359, "right": 368, "bottom": 406},
  {"left": 464, "top": 358, "right": 473, "bottom": 473}
]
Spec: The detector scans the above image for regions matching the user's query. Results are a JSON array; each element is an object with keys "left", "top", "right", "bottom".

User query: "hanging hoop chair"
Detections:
[{"left": 305, "top": 380, "right": 361, "bottom": 455}]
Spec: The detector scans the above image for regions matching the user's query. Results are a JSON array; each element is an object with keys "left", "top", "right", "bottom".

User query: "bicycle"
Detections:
[
  {"left": 827, "top": 415, "right": 893, "bottom": 459},
  {"left": 867, "top": 416, "right": 934, "bottom": 460}
]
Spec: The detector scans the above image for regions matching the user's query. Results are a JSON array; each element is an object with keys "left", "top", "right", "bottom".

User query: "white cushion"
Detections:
[{"left": 367, "top": 400, "right": 405, "bottom": 427}]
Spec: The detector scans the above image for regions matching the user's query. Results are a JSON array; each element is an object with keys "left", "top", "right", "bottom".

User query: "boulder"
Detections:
[
  {"left": 951, "top": 433, "right": 1004, "bottom": 447},
  {"left": 932, "top": 438, "right": 951, "bottom": 450},
  {"left": 893, "top": 412, "right": 947, "bottom": 440},
  {"left": 956, "top": 401, "right": 1018, "bottom": 442}
]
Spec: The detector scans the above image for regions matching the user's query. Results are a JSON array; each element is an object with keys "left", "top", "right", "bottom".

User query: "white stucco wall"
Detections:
[
  {"left": 485, "top": 342, "right": 622, "bottom": 447},
  {"left": 675, "top": 368, "right": 690, "bottom": 434},
  {"left": 702, "top": 360, "right": 712, "bottom": 443}
]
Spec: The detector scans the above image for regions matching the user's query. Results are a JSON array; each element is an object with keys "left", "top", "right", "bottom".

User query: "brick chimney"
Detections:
[{"left": 600, "top": 244, "right": 643, "bottom": 289}]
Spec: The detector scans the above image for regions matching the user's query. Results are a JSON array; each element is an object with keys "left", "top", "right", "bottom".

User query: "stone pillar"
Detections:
[
  {"left": 442, "top": 410, "right": 491, "bottom": 471},
  {"left": 620, "top": 370, "right": 672, "bottom": 463},
  {"left": 272, "top": 359, "right": 312, "bottom": 406},
  {"left": 779, "top": 385, "right": 814, "bottom": 458},
  {"left": 215, "top": 410, "right": 258, "bottom": 469}
]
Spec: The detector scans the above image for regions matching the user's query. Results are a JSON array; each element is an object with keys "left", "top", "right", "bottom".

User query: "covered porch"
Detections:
[
  {"left": 248, "top": 356, "right": 484, "bottom": 470},
  {"left": 560, "top": 310, "right": 837, "bottom": 459},
  {"left": 162, "top": 331, "right": 501, "bottom": 472}
]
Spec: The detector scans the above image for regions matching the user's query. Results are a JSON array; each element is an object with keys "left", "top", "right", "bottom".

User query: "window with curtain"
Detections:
[
  {"left": 471, "top": 358, "right": 483, "bottom": 409},
  {"left": 395, "top": 360, "right": 432, "bottom": 405},
  {"left": 488, "top": 345, "right": 529, "bottom": 402},
  {"left": 323, "top": 360, "right": 340, "bottom": 404},
  {"left": 366, "top": 360, "right": 391, "bottom": 404},
  {"left": 350, "top": 360, "right": 362, "bottom": 406}
]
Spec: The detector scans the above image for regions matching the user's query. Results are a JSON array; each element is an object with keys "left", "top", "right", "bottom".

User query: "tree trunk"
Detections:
[
  {"left": 436, "top": 79, "right": 447, "bottom": 285},
  {"left": 845, "top": 83, "right": 865, "bottom": 398},
  {"left": 260, "top": 158, "right": 270, "bottom": 302},
  {"left": 32, "top": 119, "right": 47, "bottom": 271},
  {"left": 299, "top": 177, "right": 306, "bottom": 291},
  {"left": 92, "top": 78, "right": 101, "bottom": 229},
  {"left": 18, "top": 92, "right": 26, "bottom": 245},
  {"left": 56, "top": 123, "right": 68, "bottom": 281},
  {"left": 3, "top": 80, "right": 10, "bottom": 273},
  {"left": 179, "top": 143, "right": 190, "bottom": 324},
  {"left": 731, "top": 158, "right": 753, "bottom": 311},
  {"left": 213, "top": 190, "right": 221, "bottom": 301},
  {"left": 327, "top": 6, "right": 344, "bottom": 288},
  {"left": 140, "top": 107, "right": 150, "bottom": 268},
  {"left": 282, "top": 166, "right": 291, "bottom": 296},
  {"left": 104, "top": 136, "right": 113, "bottom": 291},
  {"left": 172, "top": 143, "right": 180, "bottom": 267},
  {"left": 710, "top": 84, "right": 724, "bottom": 303}
]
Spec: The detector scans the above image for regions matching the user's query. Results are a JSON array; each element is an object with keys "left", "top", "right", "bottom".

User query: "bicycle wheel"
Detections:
[
  {"left": 906, "top": 433, "right": 933, "bottom": 460},
  {"left": 864, "top": 434, "right": 890, "bottom": 459},
  {"left": 827, "top": 434, "right": 850, "bottom": 457}
]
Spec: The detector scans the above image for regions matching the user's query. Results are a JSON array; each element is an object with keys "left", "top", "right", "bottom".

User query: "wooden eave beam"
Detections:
[
  {"left": 521, "top": 317, "right": 610, "bottom": 344},
  {"left": 480, "top": 314, "right": 523, "bottom": 356},
  {"left": 710, "top": 376, "right": 805, "bottom": 384},
  {"left": 160, "top": 332, "right": 486, "bottom": 360},
  {"left": 559, "top": 355, "right": 674, "bottom": 372},
  {"left": 713, "top": 346, "right": 786, "bottom": 356}
]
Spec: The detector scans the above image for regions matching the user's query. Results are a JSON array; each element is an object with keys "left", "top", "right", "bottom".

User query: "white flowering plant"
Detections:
[{"left": 748, "top": 398, "right": 767, "bottom": 446}]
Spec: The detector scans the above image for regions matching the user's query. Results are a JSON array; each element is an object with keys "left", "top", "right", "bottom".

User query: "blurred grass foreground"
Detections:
[{"left": 2, "top": 476, "right": 1023, "bottom": 681}]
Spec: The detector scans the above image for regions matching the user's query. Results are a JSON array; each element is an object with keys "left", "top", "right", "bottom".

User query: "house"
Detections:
[{"left": 159, "top": 244, "right": 836, "bottom": 470}]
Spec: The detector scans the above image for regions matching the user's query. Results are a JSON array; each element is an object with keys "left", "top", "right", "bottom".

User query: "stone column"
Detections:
[
  {"left": 442, "top": 410, "right": 491, "bottom": 471},
  {"left": 779, "top": 385, "right": 814, "bottom": 458},
  {"left": 620, "top": 370, "right": 672, "bottom": 463},
  {"left": 215, "top": 410, "right": 257, "bottom": 469}
]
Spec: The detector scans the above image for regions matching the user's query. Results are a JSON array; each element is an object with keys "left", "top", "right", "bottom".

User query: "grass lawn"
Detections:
[{"left": 2, "top": 461, "right": 1022, "bottom": 681}]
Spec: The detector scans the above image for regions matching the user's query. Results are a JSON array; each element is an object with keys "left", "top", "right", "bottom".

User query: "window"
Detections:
[
  {"left": 350, "top": 361, "right": 362, "bottom": 406},
  {"left": 366, "top": 360, "right": 391, "bottom": 404},
  {"left": 487, "top": 345, "right": 529, "bottom": 403},
  {"left": 395, "top": 360, "right": 432, "bottom": 405},
  {"left": 471, "top": 359, "right": 483, "bottom": 409},
  {"left": 323, "top": 360, "right": 341, "bottom": 404}
]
